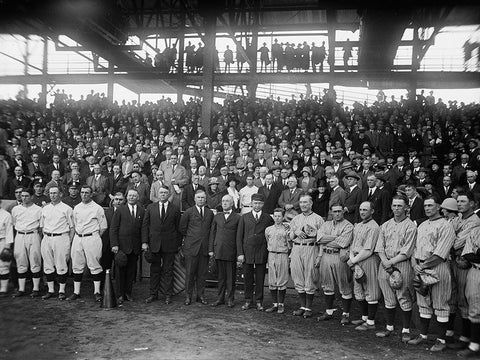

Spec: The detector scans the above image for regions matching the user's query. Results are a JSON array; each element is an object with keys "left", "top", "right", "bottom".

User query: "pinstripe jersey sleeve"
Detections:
[
  {"left": 317, "top": 219, "right": 353, "bottom": 248},
  {"left": 415, "top": 218, "right": 455, "bottom": 260},
  {"left": 352, "top": 220, "right": 380, "bottom": 254},
  {"left": 376, "top": 217, "right": 417, "bottom": 259},
  {"left": 462, "top": 226, "right": 480, "bottom": 255},
  {"left": 454, "top": 214, "right": 480, "bottom": 250}
]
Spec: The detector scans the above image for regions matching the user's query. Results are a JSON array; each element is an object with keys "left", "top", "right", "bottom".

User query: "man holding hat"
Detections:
[
  {"left": 237, "top": 192, "right": 274, "bottom": 311},
  {"left": 110, "top": 189, "right": 145, "bottom": 304}
]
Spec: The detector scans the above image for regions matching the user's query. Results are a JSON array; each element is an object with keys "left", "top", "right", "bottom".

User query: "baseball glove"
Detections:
[
  {"left": 413, "top": 275, "right": 430, "bottom": 296},
  {"left": 387, "top": 266, "right": 403, "bottom": 290},
  {"left": 339, "top": 248, "right": 350, "bottom": 263},
  {"left": 353, "top": 264, "right": 366, "bottom": 284},
  {"left": 0, "top": 248, "right": 13, "bottom": 262},
  {"left": 456, "top": 256, "right": 471, "bottom": 270}
]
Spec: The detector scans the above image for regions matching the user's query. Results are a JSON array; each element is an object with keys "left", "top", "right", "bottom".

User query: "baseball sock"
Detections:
[
  {"left": 298, "top": 292, "right": 306, "bottom": 309},
  {"left": 270, "top": 290, "right": 278, "bottom": 305},
  {"left": 305, "top": 294, "right": 314, "bottom": 310},
  {"left": 447, "top": 312, "right": 456, "bottom": 337},
  {"left": 469, "top": 324, "right": 480, "bottom": 351},
  {"left": 367, "top": 303, "right": 378, "bottom": 325},
  {"left": 460, "top": 318, "right": 471, "bottom": 342},
  {"left": 18, "top": 277, "right": 26, "bottom": 292},
  {"left": 73, "top": 281, "right": 81, "bottom": 295},
  {"left": 419, "top": 317, "right": 430, "bottom": 337},
  {"left": 93, "top": 281, "right": 101, "bottom": 294},
  {"left": 32, "top": 277, "right": 40, "bottom": 291},
  {"left": 47, "top": 282, "right": 54, "bottom": 293},
  {"left": 59, "top": 283, "right": 66, "bottom": 294},
  {"left": 325, "top": 294, "right": 335, "bottom": 314},
  {"left": 359, "top": 300, "right": 368, "bottom": 319},
  {"left": 401, "top": 310, "right": 412, "bottom": 332},
  {"left": 436, "top": 319, "right": 448, "bottom": 342},
  {"left": 341, "top": 297, "right": 352, "bottom": 315},
  {"left": 0, "top": 279, "right": 8, "bottom": 292},
  {"left": 386, "top": 308, "right": 396, "bottom": 330},
  {"left": 278, "top": 289, "right": 286, "bottom": 304}
]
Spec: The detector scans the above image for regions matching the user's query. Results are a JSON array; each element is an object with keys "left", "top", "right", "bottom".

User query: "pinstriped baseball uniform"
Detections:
[
  {"left": 0, "top": 209, "right": 14, "bottom": 276},
  {"left": 450, "top": 214, "right": 480, "bottom": 318},
  {"left": 265, "top": 224, "right": 290, "bottom": 291},
  {"left": 40, "top": 201, "right": 74, "bottom": 276},
  {"left": 11, "top": 204, "right": 43, "bottom": 274},
  {"left": 289, "top": 212, "right": 324, "bottom": 294},
  {"left": 375, "top": 217, "right": 417, "bottom": 311},
  {"left": 317, "top": 219, "right": 354, "bottom": 296},
  {"left": 71, "top": 201, "right": 107, "bottom": 275},
  {"left": 414, "top": 217, "right": 455, "bottom": 318},
  {"left": 461, "top": 227, "right": 480, "bottom": 324},
  {"left": 351, "top": 219, "right": 380, "bottom": 303}
]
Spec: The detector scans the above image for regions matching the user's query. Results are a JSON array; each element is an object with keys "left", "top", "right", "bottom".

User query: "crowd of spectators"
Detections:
[{"left": 0, "top": 89, "right": 479, "bottom": 222}]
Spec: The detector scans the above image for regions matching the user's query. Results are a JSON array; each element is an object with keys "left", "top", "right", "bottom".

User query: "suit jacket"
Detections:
[
  {"left": 467, "top": 182, "right": 480, "bottom": 196},
  {"left": 179, "top": 206, "right": 214, "bottom": 257},
  {"left": 209, "top": 211, "right": 241, "bottom": 261},
  {"left": 344, "top": 186, "right": 362, "bottom": 224},
  {"left": 257, "top": 184, "right": 283, "bottom": 214},
  {"left": 6, "top": 176, "right": 31, "bottom": 199},
  {"left": 125, "top": 182, "right": 150, "bottom": 207},
  {"left": 310, "top": 165, "right": 325, "bottom": 181},
  {"left": 236, "top": 211, "right": 274, "bottom": 264},
  {"left": 361, "top": 187, "right": 391, "bottom": 225},
  {"left": 86, "top": 174, "right": 110, "bottom": 206},
  {"left": 46, "top": 163, "right": 66, "bottom": 178},
  {"left": 452, "top": 165, "right": 468, "bottom": 186},
  {"left": 409, "top": 196, "right": 426, "bottom": 224},
  {"left": 312, "top": 190, "right": 330, "bottom": 219},
  {"left": 278, "top": 188, "right": 303, "bottom": 211},
  {"left": 142, "top": 201, "right": 182, "bottom": 253},
  {"left": 27, "top": 162, "right": 47, "bottom": 178},
  {"left": 329, "top": 186, "right": 347, "bottom": 209},
  {"left": 110, "top": 203, "right": 145, "bottom": 255},
  {"left": 438, "top": 185, "right": 453, "bottom": 201},
  {"left": 101, "top": 207, "right": 115, "bottom": 254},
  {"left": 182, "top": 184, "right": 205, "bottom": 211},
  {"left": 109, "top": 173, "right": 128, "bottom": 196}
]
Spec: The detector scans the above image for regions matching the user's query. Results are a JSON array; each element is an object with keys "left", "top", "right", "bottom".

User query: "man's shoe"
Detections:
[
  {"left": 351, "top": 319, "right": 366, "bottom": 325},
  {"left": 67, "top": 293, "right": 80, "bottom": 301},
  {"left": 94, "top": 293, "right": 102, "bottom": 302},
  {"left": 408, "top": 335, "right": 427, "bottom": 345},
  {"left": 376, "top": 330, "right": 392, "bottom": 338},
  {"left": 317, "top": 312, "right": 334, "bottom": 321},
  {"left": 265, "top": 305, "right": 278, "bottom": 313},
  {"left": 256, "top": 302, "right": 264, "bottom": 311},
  {"left": 227, "top": 300, "right": 235, "bottom": 308},
  {"left": 211, "top": 300, "right": 225, "bottom": 307},
  {"left": 277, "top": 304, "right": 285, "bottom": 314},
  {"left": 58, "top": 293, "right": 66, "bottom": 301},
  {"left": 241, "top": 302, "right": 253, "bottom": 310},
  {"left": 12, "top": 290, "right": 25, "bottom": 298},
  {"left": 430, "top": 339, "right": 446, "bottom": 352},
  {"left": 125, "top": 294, "right": 134, "bottom": 302},
  {"left": 145, "top": 295, "right": 158, "bottom": 304},
  {"left": 165, "top": 296, "right": 172, "bottom": 305},
  {"left": 197, "top": 297, "right": 208, "bottom": 305},
  {"left": 355, "top": 323, "right": 375, "bottom": 331},
  {"left": 30, "top": 291, "right": 41, "bottom": 298},
  {"left": 458, "top": 348, "right": 480, "bottom": 358},
  {"left": 340, "top": 314, "right": 350, "bottom": 325},
  {"left": 447, "top": 341, "right": 469, "bottom": 350},
  {"left": 303, "top": 309, "right": 313, "bottom": 318},
  {"left": 401, "top": 332, "right": 411, "bottom": 343},
  {"left": 293, "top": 308, "right": 305, "bottom": 316},
  {"left": 184, "top": 296, "right": 192, "bottom": 306},
  {"left": 42, "top": 292, "right": 55, "bottom": 300},
  {"left": 117, "top": 296, "right": 124, "bottom": 305}
]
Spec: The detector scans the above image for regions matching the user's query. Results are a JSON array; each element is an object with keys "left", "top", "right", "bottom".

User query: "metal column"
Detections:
[
  {"left": 107, "top": 62, "right": 114, "bottom": 103},
  {"left": 41, "top": 35, "right": 48, "bottom": 108},
  {"left": 200, "top": 15, "right": 216, "bottom": 135}
]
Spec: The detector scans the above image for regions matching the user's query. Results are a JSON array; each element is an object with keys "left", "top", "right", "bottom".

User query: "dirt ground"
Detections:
[{"left": 0, "top": 280, "right": 460, "bottom": 360}]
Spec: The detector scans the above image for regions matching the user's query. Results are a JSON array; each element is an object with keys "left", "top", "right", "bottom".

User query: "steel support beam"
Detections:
[{"left": 200, "top": 14, "right": 216, "bottom": 134}]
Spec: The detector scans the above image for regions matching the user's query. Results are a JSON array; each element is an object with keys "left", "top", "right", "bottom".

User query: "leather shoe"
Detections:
[
  {"left": 30, "top": 290, "right": 41, "bottom": 298},
  {"left": 197, "top": 297, "right": 208, "bottom": 305},
  {"left": 241, "top": 302, "right": 253, "bottom": 310},
  {"left": 265, "top": 305, "right": 278, "bottom": 313},
  {"left": 227, "top": 300, "right": 235, "bottom": 308},
  {"left": 256, "top": 302, "right": 264, "bottom": 311},
  {"left": 125, "top": 294, "right": 134, "bottom": 302},
  {"left": 94, "top": 293, "right": 102, "bottom": 302},
  {"left": 42, "top": 292, "right": 55, "bottom": 300},
  {"left": 211, "top": 300, "right": 225, "bottom": 307},
  {"left": 145, "top": 295, "right": 157, "bottom": 304},
  {"left": 12, "top": 290, "right": 25, "bottom": 298},
  {"left": 184, "top": 296, "right": 192, "bottom": 305},
  {"left": 67, "top": 293, "right": 80, "bottom": 301},
  {"left": 117, "top": 296, "right": 124, "bottom": 305},
  {"left": 58, "top": 293, "right": 66, "bottom": 301},
  {"left": 165, "top": 296, "right": 172, "bottom": 304}
]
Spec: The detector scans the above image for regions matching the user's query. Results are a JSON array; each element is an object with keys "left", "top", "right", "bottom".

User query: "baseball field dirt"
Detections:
[{"left": 0, "top": 280, "right": 460, "bottom": 360}]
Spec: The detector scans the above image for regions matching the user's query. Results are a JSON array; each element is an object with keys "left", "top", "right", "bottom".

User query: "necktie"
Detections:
[
  {"left": 130, "top": 205, "right": 135, "bottom": 218},
  {"left": 161, "top": 203, "right": 165, "bottom": 220},
  {"left": 368, "top": 189, "right": 372, "bottom": 198},
  {"left": 255, "top": 213, "right": 259, "bottom": 221},
  {"left": 200, "top": 207, "right": 204, "bottom": 218}
]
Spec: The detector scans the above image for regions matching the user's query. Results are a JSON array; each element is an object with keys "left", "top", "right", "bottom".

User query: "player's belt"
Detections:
[
  {"left": 269, "top": 251, "right": 288, "bottom": 254},
  {"left": 17, "top": 230, "right": 36, "bottom": 235},
  {"left": 44, "top": 232, "right": 65, "bottom": 237},
  {"left": 242, "top": 205, "right": 252, "bottom": 207},
  {"left": 76, "top": 232, "right": 94, "bottom": 237},
  {"left": 293, "top": 238, "right": 316, "bottom": 246},
  {"left": 323, "top": 247, "right": 340, "bottom": 254}
]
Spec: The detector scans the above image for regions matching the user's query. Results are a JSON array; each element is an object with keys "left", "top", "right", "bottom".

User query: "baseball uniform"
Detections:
[{"left": 0, "top": 208, "right": 14, "bottom": 294}]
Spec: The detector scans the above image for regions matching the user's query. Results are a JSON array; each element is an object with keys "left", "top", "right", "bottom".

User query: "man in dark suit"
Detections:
[
  {"left": 142, "top": 185, "right": 182, "bottom": 304},
  {"left": 208, "top": 194, "right": 241, "bottom": 307},
  {"left": 438, "top": 175, "right": 454, "bottom": 201},
  {"left": 361, "top": 174, "right": 390, "bottom": 225},
  {"left": 46, "top": 154, "right": 66, "bottom": 178},
  {"left": 6, "top": 166, "right": 31, "bottom": 199},
  {"left": 257, "top": 174, "right": 282, "bottom": 215},
  {"left": 236, "top": 193, "right": 274, "bottom": 311},
  {"left": 343, "top": 172, "right": 363, "bottom": 224},
  {"left": 278, "top": 176, "right": 303, "bottom": 214},
  {"left": 110, "top": 189, "right": 145, "bottom": 304},
  {"left": 125, "top": 170, "right": 150, "bottom": 207},
  {"left": 405, "top": 183, "right": 426, "bottom": 225},
  {"left": 181, "top": 174, "right": 205, "bottom": 211},
  {"left": 179, "top": 189, "right": 214, "bottom": 305}
]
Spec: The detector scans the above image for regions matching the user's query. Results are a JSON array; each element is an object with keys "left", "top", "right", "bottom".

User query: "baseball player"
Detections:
[
  {"left": 447, "top": 191, "right": 480, "bottom": 350},
  {"left": 458, "top": 223, "right": 480, "bottom": 357},
  {"left": 289, "top": 195, "right": 324, "bottom": 318},
  {"left": 69, "top": 185, "right": 107, "bottom": 302},
  {"left": 409, "top": 195, "right": 455, "bottom": 352},
  {"left": 316, "top": 203, "right": 354, "bottom": 325},
  {"left": 0, "top": 201, "right": 14, "bottom": 297},
  {"left": 349, "top": 201, "right": 381, "bottom": 331},
  {"left": 264, "top": 208, "right": 290, "bottom": 314},
  {"left": 11, "top": 188, "right": 43, "bottom": 298},
  {"left": 375, "top": 195, "right": 417, "bottom": 343},
  {"left": 40, "top": 186, "right": 75, "bottom": 300}
]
